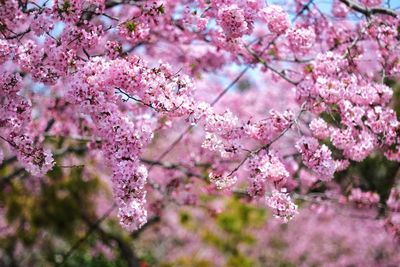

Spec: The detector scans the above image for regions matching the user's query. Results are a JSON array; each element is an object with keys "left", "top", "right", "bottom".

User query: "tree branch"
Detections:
[{"left": 339, "top": 0, "right": 397, "bottom": 17}]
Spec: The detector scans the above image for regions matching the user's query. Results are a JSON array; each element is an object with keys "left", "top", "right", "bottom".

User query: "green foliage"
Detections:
[
  {"left": 60, "top": 0, "right": 71, "bottom": 13},
  {"left": 186, "top": 197, "right": 266, "bottom": 266},
  {"left": 0, "top": 162, "right": 110, "bottom": 265},
  {"left": 160, "top": 258, "right": 213, "bottom": 267},
  {"left": 216, "top": 197, "right": 266, "bottom": 234},
  {"left": 5, "top": 166, "right": 99, "bottom": 240},
  {"left": 226, "top": 254, "right": 254, "bottom": 267},
  {"left": 304, "top": 64, "right": 314, "bottom": 73},
  {"left": 157, "top": 4, "right": 165, "bottom": 14},
  {"left": 341, "top": 153, "right": 399, "bottom": 202},
  {"left": 158, "top": 197, "right": 269, "bottom": 267},
  {"left": 387, "top": 78, "right": 400, "bottom": 118},
  {"left": 139, "top": 250, "right": 158, "bottom": 266},
  {"left": 320, "top": 106, "right": 341, "bottom": 126},
  {"left": 179, "top": 211, "right": 191, "bottom": 225},
  {"left": 62, "top": 254, "right": 127, "bottom": 267},
  {"left": 125, "top": 21, "right": 137, "bottom": 32},
  {"left": 237, "top": 79, "right": 251, "bottom": 92}
]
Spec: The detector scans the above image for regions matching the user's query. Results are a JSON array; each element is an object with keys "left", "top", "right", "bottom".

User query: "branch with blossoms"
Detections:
[{"left": 339, "top": 0, "right": 397, "bottom": 17}]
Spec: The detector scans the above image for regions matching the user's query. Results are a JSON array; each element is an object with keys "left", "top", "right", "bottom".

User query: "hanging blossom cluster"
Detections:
[
  {"left": 385, "top": 188, "right": 400, "bottom": 240},
  {"left": 266, "top": 189, "right": 298, "bottom": 223},
  {"left": 66, "top": 56, "right": 197, "bottom": 230},
  {"left": 0, "top": 0, "right": 399, "bottom": 237},
  {"left": 247, "top": 151, "right": 290, "bottom": 198},
  {"left": 260, "top": 5, "right": 290, "bottom": 35},
  {"left": 287, "top": 26, "right": 316, "bottom": 54},
  {"left": 209, "top": 172, "right": 237, "bottom": 190},
  {"left": 296, "top": 137, "right": 337, "bottom": 181},
  {"left": 0, "top": 71, "right": 54, "bottom": 176},
  {"left": 217, "top": 5, "right": 250, "bottom": 39},
  {"left": 348, "top": 188, "right": 380, "bottom": 208}
]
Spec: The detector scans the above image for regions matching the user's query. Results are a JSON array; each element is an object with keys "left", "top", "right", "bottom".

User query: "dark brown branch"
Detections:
[
  {"left": 0, "top": 146, "right": 87, "bottom": 189},
  {"left": 0, "top": 156, "right": 17, "bottom": 169},
  {"left": 0, "top": 168, "right": 25, "bottom": 188},
  {"left": 95, "top": 224, "right": 141, "bottom": 267},
  {"left": 56, "top": 204, "right": 117, "bottom": 266},
  {"left": 2, "top": 28, "right": 31, "bottom": 40},
  {"left": 115, "top": 87, "right": 158, "bottom": 110},
  {"left": 105, "top": 0, "right": 145, "bottom": 9},
  {"left": 339, "top": 0, "right": 397, "bottom": 17},
  {"left": 246, "top": 46, "right": 301, "bottom": 85},
  {"left": 141, "top": 158, "right": 206, "bottom": 179},
  {"left": 131, "top": 216, "right": 160, "bottom": 238}
]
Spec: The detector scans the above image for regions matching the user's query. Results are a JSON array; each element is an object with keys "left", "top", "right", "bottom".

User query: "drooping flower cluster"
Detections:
[
  {"left": 309, "top": 118, "right": 330, "bottom": 140},
  {"left": 348, "top": 188, "right": 380, "bottom": 208},
  {"left": 66, "top": 55, "right": 198, "bottom": 230},
  {"left": 0, "top": 71, "right": 54, "bottom": 176},
  {"left": 247, "top": 151, "right": 290, "bottom": 197},
  {"left": 306, "top": 50, "right": 400, "bottom": 162},
  {"left": 260, "top": 5, "right": 290, "bottom": 34},
  {"left": 287, "top": 26, "right": 316, "bottom": 53},
  {"left": 209, "top": 172, "right": 237, "bottom": 190},
  {"left": 385, "top": 188, "right": 400, "bottom": 240},
  {"left": 266, "top": 189, "right": 298, "bottom": 223},
  {"left": 296, "top": 137, "right": 336, "bottom": 180},
  {"left": 218, "top": 5, "right": 249, "bottom": 39}
]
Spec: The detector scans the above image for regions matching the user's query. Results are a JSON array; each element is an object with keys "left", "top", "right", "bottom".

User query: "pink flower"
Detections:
[
  {"left": 332, "top": 0, "right": 349, "bottom": 17},
  {"left": 209, "top": 172, "right": 237, "bottom": 190},
  {"left": 287, "top": 26, "right": 316, "bottom": 53},
  {"left": 296, "top": 137, "right": 336, "bottom": 180},
  {"left": 218, "top": 6, "right": 249, "bottom": 38},
  {"left": 309, "top": 118, "right": 330, "bottom": 139},
  {"left": 118, "top": 199, "right": 147, "bottom": 232},
  {"left": 266, "top": 189, "right": 298, "bottom": 222},
  {"left": 359, "top": 0, "right": 382, "bottom": 7},
  {"left": 387, "top": 188, "right": 400, "bottom": 212},
  {"left": 348, "top": 188, "right": 380, "bottom": 207},
  {"left": 250, "top": 110, "right": 294, "bottom": 143},
  {"left": 260, "top": 5, "right": 290, "bottom": 34}
]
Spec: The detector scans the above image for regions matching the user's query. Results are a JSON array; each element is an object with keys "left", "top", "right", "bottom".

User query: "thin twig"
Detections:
[
  {"left": 339, "top": 0, "right": 397, "bottom": 17},
  {"left": 56, "top": 203, "right": 117, "bottom": 266}
]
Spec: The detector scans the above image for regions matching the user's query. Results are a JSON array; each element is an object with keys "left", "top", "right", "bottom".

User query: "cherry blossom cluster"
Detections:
[
  {"left": 217, "top": 5, "right": 250, "bottom": 39},
  {"left": 209, "top": 172, "right": 237, "bottom": 190},
  {"left": 247, "top": 151, "right": 289, "bottom": 198},
  {"left": 348, "top": 188, "right": 380, "bottom": 207},
  {"left": 66, "top": 55, "right": 197, "bottom": 230},
  {"left": 385, "top": 188, "right": 400, "bottom": 240},
  {"left": 266, "top": 189, "right": 298, "bottom": 223},
  {"left": 296, "top": 137, "right": 336, "bottom": 181},
  {"left": 260, "top": 5, "right": 290, "bottom": 35},
  {"left": 0, "top": 71, "right": 54, "bottom": 176},
  {"left": 287, "top": 26, "right": 316, "bottom": 54}
]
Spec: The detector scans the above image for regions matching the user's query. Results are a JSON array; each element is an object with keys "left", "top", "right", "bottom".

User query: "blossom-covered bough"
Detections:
[{"left": 1, "top": 0, "right": 400, "bottom": 264}]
